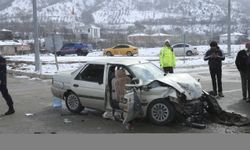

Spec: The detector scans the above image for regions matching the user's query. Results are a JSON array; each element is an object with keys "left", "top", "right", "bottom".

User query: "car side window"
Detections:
[
  {"left": 114, "top": 45, "right": 122, "bottom": 49},
  {"left": 75, "top": 64, "right": 104, "bottom": 84},
  {"left": 173, "top": 44, "right": 182, "bottom": 48}
]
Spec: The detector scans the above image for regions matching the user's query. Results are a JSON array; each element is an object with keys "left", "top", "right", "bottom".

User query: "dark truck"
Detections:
[{"left": 56, "top": 43, "right": 92, "bottom": 56}]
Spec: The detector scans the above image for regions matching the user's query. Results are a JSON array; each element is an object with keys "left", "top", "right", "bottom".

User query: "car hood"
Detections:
[{"left": 157, "top": 73, "right": 203, "bottom": 100}]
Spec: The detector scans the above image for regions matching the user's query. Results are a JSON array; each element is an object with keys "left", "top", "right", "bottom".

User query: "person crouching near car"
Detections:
[
  {"left": 204, "top": 41, "right": 225, "bottom": 97},
  {"left": 160, "top": 39, "right": 176, "bottom": 73},
  {"left": 0, "top": 54, "right": 15, "bottom": 115},
  {"left": 235, "top": 43, "right": 250, "bottom": 102}
]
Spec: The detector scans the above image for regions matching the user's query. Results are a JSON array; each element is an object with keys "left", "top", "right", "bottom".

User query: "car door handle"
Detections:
[{"left": 73, "top": 84, "right": 79, "bottom": 87}]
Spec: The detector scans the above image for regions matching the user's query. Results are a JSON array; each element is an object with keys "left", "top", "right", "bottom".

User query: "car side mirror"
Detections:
[{"left": 131, "top": 78, "right": 140, "bottom": 84}]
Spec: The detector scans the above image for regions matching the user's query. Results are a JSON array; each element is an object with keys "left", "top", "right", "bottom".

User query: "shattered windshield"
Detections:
[{"left": 129, "top": 62, "right": 165, "bottom": 83}]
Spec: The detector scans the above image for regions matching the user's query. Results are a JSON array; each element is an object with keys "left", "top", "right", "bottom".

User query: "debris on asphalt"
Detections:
[
  {"left": 203, "top": 92, "right": 250, "bottom": 127},
  {"left": 52, "top": 97, "right": 62, "bottom": 108},
  {"left": 63, "top": 118, "right": 72, "bottom": 124},
  {"left": 25, "top": 113, "right": 34, "bottom": 117},
  {"left": 34, "top": 132, "right": 43, "bottom": 134}
]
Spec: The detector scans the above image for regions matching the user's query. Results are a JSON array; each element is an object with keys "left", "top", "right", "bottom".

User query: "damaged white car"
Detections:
[{"left": 51, "top": 58, "right": 250, "bottom": 127}]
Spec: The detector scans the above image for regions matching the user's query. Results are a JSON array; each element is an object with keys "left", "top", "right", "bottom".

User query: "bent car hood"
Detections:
[{"left": 157, "top": 73, "right": 203, "bottom": 100}]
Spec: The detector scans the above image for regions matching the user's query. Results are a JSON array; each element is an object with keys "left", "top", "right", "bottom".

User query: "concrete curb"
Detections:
[{"left": 8, "top": 70, "right": 53, "bottom": 79}]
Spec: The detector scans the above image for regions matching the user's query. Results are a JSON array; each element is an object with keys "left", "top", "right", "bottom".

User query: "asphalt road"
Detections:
[{"left": 1, "top": 64, "right": 250, "bottom": 134}]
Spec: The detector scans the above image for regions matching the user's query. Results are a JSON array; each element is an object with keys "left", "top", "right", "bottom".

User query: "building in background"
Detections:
[
  {"left": 219, "top": 32, "right": 245, "bottom": 44},
  {"left": 0, "top": 40, "right": 30, "bottom": 55},
  {"left": 72, "top": 24, "right": 101, "bottom": 42},
  {"left": 128, "top": 33, "right": 176, "bottom": 47}
]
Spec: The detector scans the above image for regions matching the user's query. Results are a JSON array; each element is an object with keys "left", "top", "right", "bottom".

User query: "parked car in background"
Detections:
[
  {"left": 56, "top": 43, "right": 91, "bottom": 56},
  {"left": 172, "top": 43, "right": 198, "bottom": 56},
  {"left": 103, "top": 44, "right": 138, "bottom": 56},
  {"left": 51, "top": 58, "right": 210, "bottom": 126}
]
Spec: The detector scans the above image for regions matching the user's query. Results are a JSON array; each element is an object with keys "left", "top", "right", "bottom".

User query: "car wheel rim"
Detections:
[
  {"left": 127, "top": 52, "right": 132, "bottom": 56},
  {"left": 67, "top": 94, "right": 80, "bottom": 110},
  {"left": 151, "top": 103, "right": 169, "bottom": 122}
]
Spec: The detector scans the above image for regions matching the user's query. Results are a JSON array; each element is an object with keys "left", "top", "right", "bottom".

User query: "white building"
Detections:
[
  {"left": 219, "top": 32, "right": 245, "bottom": 44},
  {"left": 72, "top": 25, "right": 101, "bottom": 40}
]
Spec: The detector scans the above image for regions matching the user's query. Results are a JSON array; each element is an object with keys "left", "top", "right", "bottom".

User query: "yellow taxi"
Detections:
[{"left": 103, "top": 44, "right": 138, "bottom": 56}]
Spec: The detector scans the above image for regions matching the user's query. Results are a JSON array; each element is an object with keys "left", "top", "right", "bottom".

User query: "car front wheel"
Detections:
[
  {"left": 147, "top": 99, "right": 175, "bottom": 125},
  {"left": 186, "top": 51, "right": 193, "bottom": 56},
  {"left": 66, "top": 92, "right": 84, "bottom": 113},
  {"left": 106, "top": 51, "right": 112, "bottom": 56}
]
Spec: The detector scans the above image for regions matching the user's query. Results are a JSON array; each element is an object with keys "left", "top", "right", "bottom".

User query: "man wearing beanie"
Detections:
[
  {"left": 160, "top": 39, "right": 176, "bottom": 73},
  {"left": 204, "top": 41, "right": 225, "bottom": 97}
]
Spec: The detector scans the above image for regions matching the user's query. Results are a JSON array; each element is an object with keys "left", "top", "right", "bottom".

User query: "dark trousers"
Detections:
[
  {"left": 0, "top": 85, "right": 14, "bottom": 109},
  {"left": 209, "top": 67, "right": 222, "bottom": 94},
  {"left": 163, "top": 67, "right": 174, "bottom": 74},
  {"left": 240, "top": 71, "right": 248, "bottom": 98}
]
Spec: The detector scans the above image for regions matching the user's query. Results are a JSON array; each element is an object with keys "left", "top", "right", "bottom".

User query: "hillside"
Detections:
[{"left": 0, "top": 0, "right": 249, "bottom": 34}]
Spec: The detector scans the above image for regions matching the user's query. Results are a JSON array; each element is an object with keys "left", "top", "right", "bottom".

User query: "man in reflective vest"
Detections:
[{"left": 160, "top": 39, "right": 176, "bottom": 73}]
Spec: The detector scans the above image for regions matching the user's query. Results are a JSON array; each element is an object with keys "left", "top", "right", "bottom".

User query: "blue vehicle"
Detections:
[{"left": 56, "top": 43, "right": 91, "bottom": 56}]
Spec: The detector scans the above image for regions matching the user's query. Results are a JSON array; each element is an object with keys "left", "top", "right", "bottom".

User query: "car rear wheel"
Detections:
[
  {"left": 126, "top": 51, "right": 133, "bottom": 56},
  {"left": 106, "top": 51, "right": 112, "bottom": 56},
  {"left": 76, "top": 50, "right": 83, "bottom": 56},
  {"left": 66, "top": 92, "right": 84, "bottom": 113},
  {"left": 147, "top": 99, "right": 175, "bottom": 125},
  {"left": 186, "top": 51, "right": 193, "bottom": 56}
]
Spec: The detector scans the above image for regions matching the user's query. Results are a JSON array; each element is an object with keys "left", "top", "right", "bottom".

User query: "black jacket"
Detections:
[
  {"left": 0, "top": 55, "right": 7, "bottom": 86},
  {"left": 235, "top": 50, "right": 248, "bottom": 72},
  {"left": 204, "top": 47, "right": 225, "bottom": 69}
]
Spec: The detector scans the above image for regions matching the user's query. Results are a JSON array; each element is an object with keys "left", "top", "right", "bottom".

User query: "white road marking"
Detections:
[{"left": 223, "top": 89, "right": 241, "bottom": 93}]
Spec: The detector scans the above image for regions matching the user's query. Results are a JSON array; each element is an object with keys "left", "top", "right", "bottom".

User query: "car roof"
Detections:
[
  {"left": 87, "top": 58, "right": 149, "bottom": 66},
  {"left": 115, "top": 44, "right": 135, "bottom": 47},
  {"left": 172, "top": 43, "right": 192, "bottom": 46}
]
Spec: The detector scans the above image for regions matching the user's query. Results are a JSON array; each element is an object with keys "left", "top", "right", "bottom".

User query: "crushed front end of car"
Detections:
[{"left": 124, "top": 73, "right": 250, "bottom": 129}]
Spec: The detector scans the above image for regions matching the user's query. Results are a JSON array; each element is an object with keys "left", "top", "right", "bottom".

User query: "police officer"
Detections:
[
  {"left": 160, "top": 39, "right": 176, "bottom": 73},
  {"left": 0, "top": 54, "right": 15, "bottom": 115},
  {"left": 204, "top": 41, "right": 225, "bottom": 97}
]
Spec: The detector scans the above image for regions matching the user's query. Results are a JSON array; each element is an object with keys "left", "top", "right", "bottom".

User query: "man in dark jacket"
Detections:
[
  {"left": 204, "top": 41, "right": 225, "bottom": 97},
  {"left": 0, "top": 54, "right": 15, "bottom": 115},
  {"left": 236, "top": 43, "right": 250, "bottom": 102}
]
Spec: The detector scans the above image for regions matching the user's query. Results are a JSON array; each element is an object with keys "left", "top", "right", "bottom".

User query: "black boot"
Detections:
[{"left": 5, "top": 107, "right": 15, "bottom": 115}]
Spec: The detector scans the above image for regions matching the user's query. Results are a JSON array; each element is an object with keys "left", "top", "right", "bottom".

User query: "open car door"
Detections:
[{"left": 121, "top": 88, "right": 143, "bottom": 124}]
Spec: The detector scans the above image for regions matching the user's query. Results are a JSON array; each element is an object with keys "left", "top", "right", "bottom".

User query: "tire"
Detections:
[
  {"left": 106, "top": 51, "right": 112, "bottom": 56},
  {"left": 186, "top": 51, "right": 193, "bottom": 56},
  {"left": 76, "top": 50, "right": 83, "bottom": 56},
  {"left": 65, "top": 92, "right": 84, "bottom": 113},
  {"left": 126, "top": 51, "right": 133, "bottom": 56},
  {"left": 147, "top": 99, "right": 176, "bottom": 125}
]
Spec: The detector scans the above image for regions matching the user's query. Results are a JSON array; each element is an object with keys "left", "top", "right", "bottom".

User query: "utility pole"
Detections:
[
  {"left": 183, "top": 33, "right": 186, "bottom": 64},
  {"left": 227, "top": 0, "right": 231, "bottom": 56},
  {"left": 52, "top": 33, "right": 59, "bottom": 71},
  {"left": 32, "top": 0, "right": 41, "bottom": 72}
]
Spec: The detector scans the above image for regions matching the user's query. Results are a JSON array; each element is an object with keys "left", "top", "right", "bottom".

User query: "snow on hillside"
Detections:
[
  {"left": 0, "top": 0, "right": 32, "bottom": 17},
  {"left": 0, "top": 0, "right": 247, "bottom": 33}
]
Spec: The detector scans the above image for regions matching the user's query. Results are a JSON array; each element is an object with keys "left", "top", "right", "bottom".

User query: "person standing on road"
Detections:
[
  {"left": 0, "top": 54, "right": 15, "bottom": 115},
  {"left": 204, "top": 41, "right": 225, "bottom": 97},
  {"left": 160, "top": 39, "right": 176, "bottom": 73},
  {"left": 236, "top": 43, "right": 250, "bottom": 102}
]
